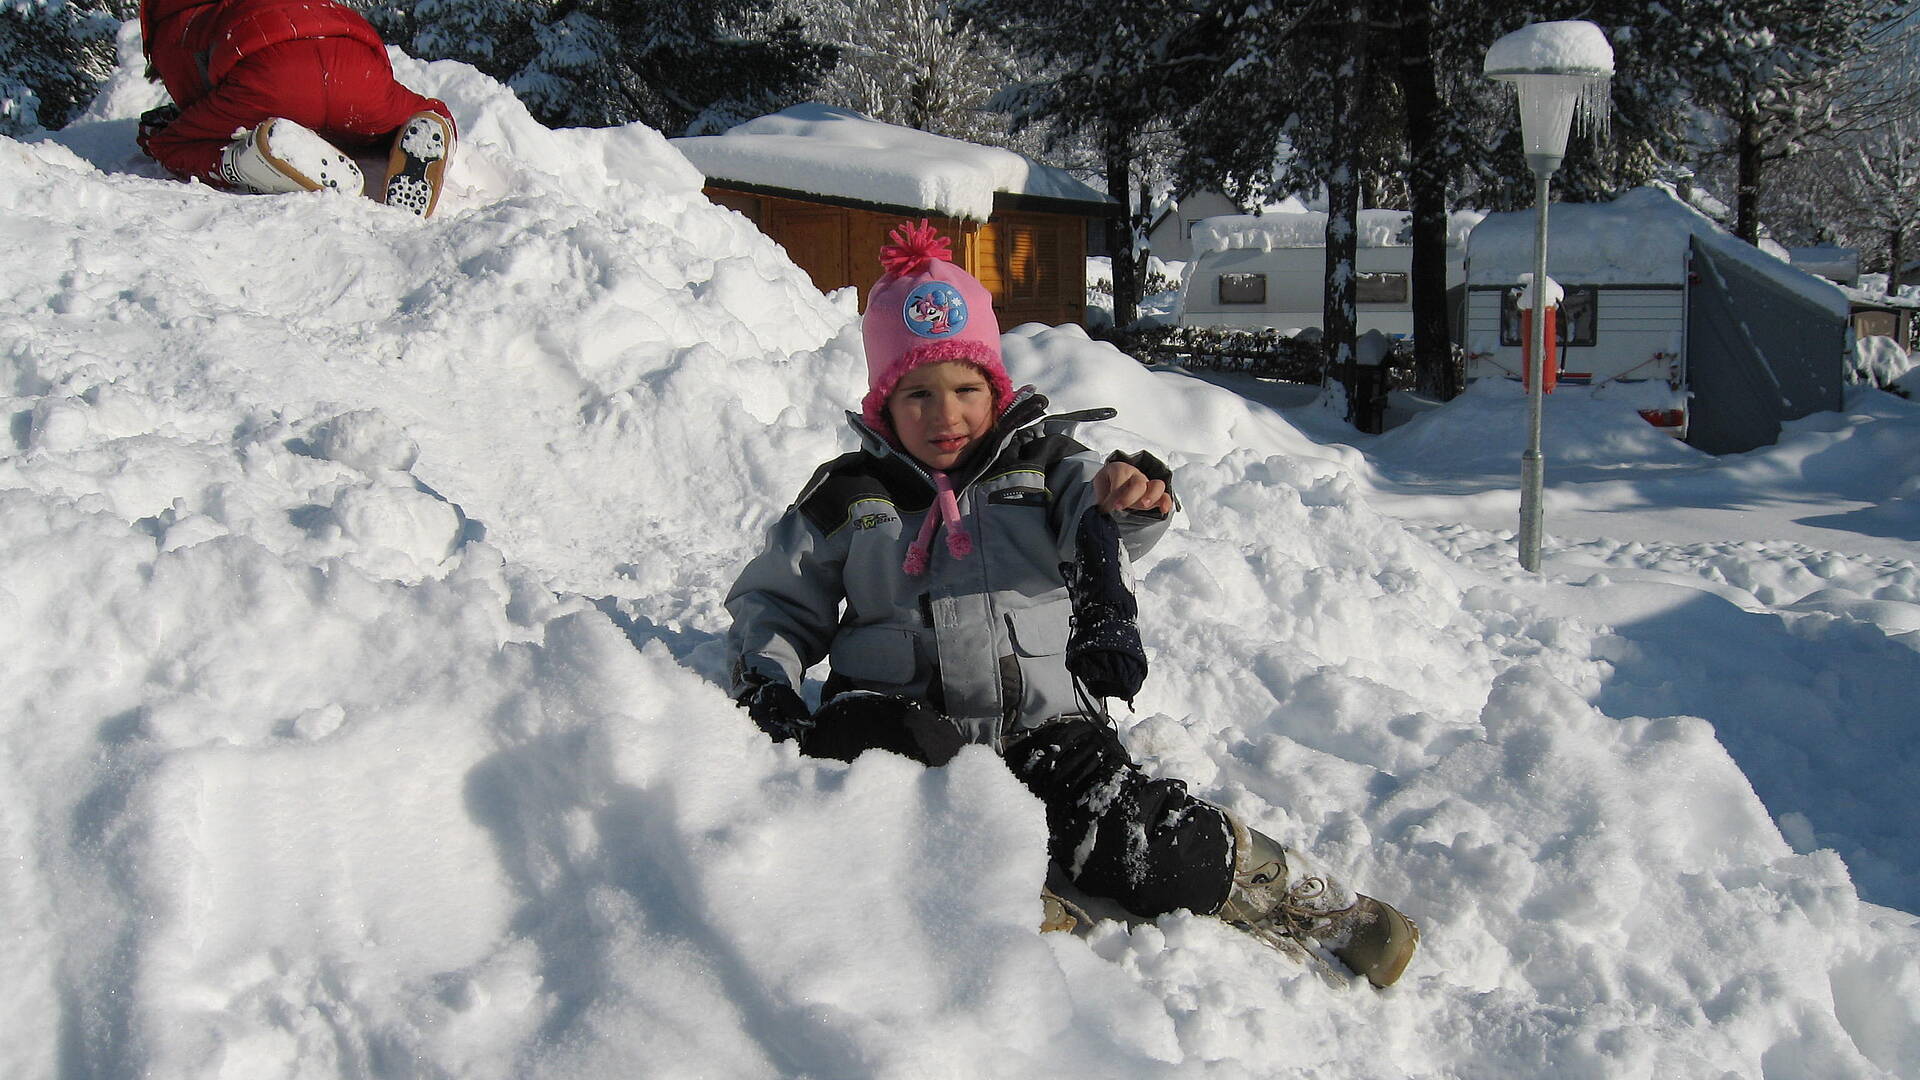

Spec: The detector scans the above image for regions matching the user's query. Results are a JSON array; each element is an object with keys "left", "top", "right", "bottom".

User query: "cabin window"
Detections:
[
  {"left": 1218, "top": 272, "right": 1267, "bottom": 304},
  {"left": 1854, "top": 311, "right": 1898, "bottom": 340},
  {"left": 1003, "top": 221, "right": 1060, "bottom": 302},
  {"left": 1356, "top": 272, "right": 1409, "bottom": 303},
  {"left": 1500, "top": 285, "right": 1599, "bottom": 346}
]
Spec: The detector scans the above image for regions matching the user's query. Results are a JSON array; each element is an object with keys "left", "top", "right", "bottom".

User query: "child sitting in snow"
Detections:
[
  {"left": 725, "top": 222, "right": 1419, "bottom": 988},
  {"left": 136, "top": 0, "right": 457, "bottom": 217}
]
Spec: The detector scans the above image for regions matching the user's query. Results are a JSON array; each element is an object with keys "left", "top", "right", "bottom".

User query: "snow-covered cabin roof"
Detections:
[
  {"left": 670, "top": 104, "right": 1113, "bottom": 222},
  {"left": 1191, "top": 208, "right": 1483, "bottom": 259},
  {"left": 1466, "top": 187, "right": 1849, "bottom": 316},
  {"left": 1146, "top": 191, "right": 1306, "bottom": 234},
  {"left": 1840, "top": 281, "right": 1920, "bottom": 311},
  {"left": 1787, "top": 246, "right": 1860, "bottom": 287}
]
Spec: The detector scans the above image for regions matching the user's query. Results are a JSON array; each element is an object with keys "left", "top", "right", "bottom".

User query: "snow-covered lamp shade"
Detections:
[{"left": 1484, "top": 21, "right": 1614, "bottom": 168}]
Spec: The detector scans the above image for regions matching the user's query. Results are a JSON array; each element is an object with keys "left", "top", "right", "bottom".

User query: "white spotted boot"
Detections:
[
  {"left": 382, "top": 111, "right": 455, "bottom": 217},
  {"left": 219, "top": 118, "right": 363, "bottom": 195},
  {"left": 1218, "top": 814, "right": 1420, "bottom": 988}
]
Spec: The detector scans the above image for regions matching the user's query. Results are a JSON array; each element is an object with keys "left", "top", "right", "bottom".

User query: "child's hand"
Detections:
[{"left": 1094, "top": 461, "right": 1174, "bottom": 516}]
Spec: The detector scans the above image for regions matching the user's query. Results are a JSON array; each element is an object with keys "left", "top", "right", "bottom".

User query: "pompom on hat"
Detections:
[{"left": 860, "top": 220, "right": 1012, "bottom": 439}]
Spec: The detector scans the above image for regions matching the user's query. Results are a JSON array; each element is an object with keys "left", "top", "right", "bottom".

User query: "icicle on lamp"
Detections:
[
  {"left": 1484, "top": 20, "right": 1614, "bottom": 175},
  {"left": 1484, "top": 20, "right": 1614, "bottom": 573}
]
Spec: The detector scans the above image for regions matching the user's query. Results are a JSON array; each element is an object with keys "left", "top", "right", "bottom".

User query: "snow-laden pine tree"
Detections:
[
  {"left": 807, "top": 0, "right": 1012, "bottom": 144},
  {"left": 1681, "top": 0, "right": 1895, "bottom": 244},
  {"left": 388, "top": 0, "right": 543, "bottom": 80},
  {"left": 0, "top": 0, "right": 127, "bottom": 136},
  {"left": 512, "top": 0, "right": 835, "bottom": 133},
  {"left": 1767, "top": 5, "right": 1920, "bottom": 279},
  {"left": 1178, "top": 0, "right": 1410, "bottom": 406},
  {"left": 346, "top": 0, "right": 833, "bottom": 135},
  {"left": 954, "top": 0, "right": 1225, "bottom": 331}
]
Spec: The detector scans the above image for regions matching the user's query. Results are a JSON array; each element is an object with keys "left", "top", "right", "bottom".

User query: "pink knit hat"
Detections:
[{"left": 860, "top": 221, "right": 1012, "bottom": 438}]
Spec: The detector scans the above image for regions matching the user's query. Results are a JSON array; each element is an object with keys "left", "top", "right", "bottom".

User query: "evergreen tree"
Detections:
[
  {"left": 1682, "top": 0, "right": 1888, "bottom": 244},
  {"left": 1178, "top": 0, "right": 1403, "bottom": 400},
  {"left": 404, "top": 0, "right": 546, "bottom": 78},
  {"left": 515, "top": 0, "right": 835, "bottom": 133},
  {"left": 1766, "top": 4, "right": 1920, "bottom": 278},
  {"left": 810, "top": 0, "right": 1011, "bottom": 143},
  {"left": 954, "top": 0, "right": 1226, "bottom": 330},
  {"left": 1, "top": 0, "right": 126, "bottom": 136},
  {"left": 347, "top": 0, "right": 833, "bottom": 135}
]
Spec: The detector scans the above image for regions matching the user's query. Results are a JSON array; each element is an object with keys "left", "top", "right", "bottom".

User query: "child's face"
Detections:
[{"left": 886, "top": 361, "right": 996, "bottom": 471}]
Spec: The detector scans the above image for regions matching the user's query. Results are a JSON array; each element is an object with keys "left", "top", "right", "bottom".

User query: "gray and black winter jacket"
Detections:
[{"left": 726, "top": 389, "right": 1172, "bottom": 746}]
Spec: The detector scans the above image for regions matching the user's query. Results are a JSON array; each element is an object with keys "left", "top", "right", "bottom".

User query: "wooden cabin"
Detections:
[{"left": 674, "top": 106, "right": 1114, "bottom": 329}]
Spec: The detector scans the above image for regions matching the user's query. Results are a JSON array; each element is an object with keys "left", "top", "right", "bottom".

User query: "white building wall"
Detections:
[
  {"left": 1465, "top": 286, "right": 1686, "bottom": 384},
  {"left": 1178, "top": 246, "right": 1420, "bottom": 336}
]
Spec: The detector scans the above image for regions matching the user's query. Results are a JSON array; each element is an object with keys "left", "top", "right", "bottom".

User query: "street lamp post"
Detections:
[{"left": 1485, "top": 21, "right": 1613, "bottom": 573}]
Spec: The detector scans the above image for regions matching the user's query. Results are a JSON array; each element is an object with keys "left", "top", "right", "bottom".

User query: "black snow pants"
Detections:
[{"left": 800, "top": 694, "right": 1235, "bottom": 919}]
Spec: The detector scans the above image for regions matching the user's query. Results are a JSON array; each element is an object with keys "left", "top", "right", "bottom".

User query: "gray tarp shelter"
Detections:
[
  {"left": 1686, "top": 234, "right": 1846, "bottom": 455},
  {"left": 1464, "top": 188, "right": 1848, "bottom": 455}
]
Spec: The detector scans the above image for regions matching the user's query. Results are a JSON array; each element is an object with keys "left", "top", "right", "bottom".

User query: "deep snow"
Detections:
[{"left": 4, "top": 32, "right": 1919, "bottom": 1080}]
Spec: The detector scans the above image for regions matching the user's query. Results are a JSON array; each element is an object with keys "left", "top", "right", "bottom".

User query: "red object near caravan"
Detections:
[{"left": 1520, "top": 305, "right": 1558, "bottom": 394}]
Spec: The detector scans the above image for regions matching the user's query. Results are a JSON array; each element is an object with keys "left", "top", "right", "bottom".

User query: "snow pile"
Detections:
[
  {"left": 1371, "top": 378, "right": 1699, "bottom": 477},
  {"left": 1191, "top": 209, "right": 1482, "bottom": 258},
  {"left": 4, "top": 38, "right": 1920, "bottom": 1080},
  {"left": 672, "top": 103, "right": 1111, "bottom": 221},
  {"left": 1483, "top": 19, "right": 1616, "bottom": 76},
  {"left": 1852, "top": 334, "right": 1917, "bottom": 387}
]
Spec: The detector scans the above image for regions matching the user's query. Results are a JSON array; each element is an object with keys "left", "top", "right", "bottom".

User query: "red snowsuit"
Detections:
[{"left": 138, "top": 0, "right": 452, "bottom": 188}]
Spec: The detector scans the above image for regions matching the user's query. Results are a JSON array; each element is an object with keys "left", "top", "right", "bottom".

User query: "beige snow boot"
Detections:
[
  {"left": 218, "top": 118, "right": 363, "bottom": 195},
  {"left": 381, "top": 110, "right": 455, "bottom": 217},
  {"left": 1219, "top": 815, "right": 1420, "bottom": 989},
  {"left": 1040, "top": 885, "right": 1095, "bottom": 934},
  {"left": 1040, "top": 888, "right": 1078, "bottom": 933}
]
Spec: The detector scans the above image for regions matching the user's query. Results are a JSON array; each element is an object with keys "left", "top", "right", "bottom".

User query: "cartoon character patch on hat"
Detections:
[{"left": 904, "top": 281, "right": 968, "bottom": 338}]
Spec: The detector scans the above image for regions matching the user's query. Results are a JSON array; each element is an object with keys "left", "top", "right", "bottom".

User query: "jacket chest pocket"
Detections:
[
  {"left": 831, "top": 625, "right": 919, "bottom": 684},
  {"left": 1005, "top": 602, "right": 1069, "bottom": 658}
]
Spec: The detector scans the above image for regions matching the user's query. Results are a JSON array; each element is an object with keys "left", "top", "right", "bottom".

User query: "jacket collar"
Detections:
[{"left": 845, "top": 385, "right": 1052, "bottom": 492}]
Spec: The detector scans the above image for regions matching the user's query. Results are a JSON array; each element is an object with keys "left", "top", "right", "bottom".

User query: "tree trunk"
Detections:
[
  {"left": 1735, "top": 112, "right": 1764, "bottom": 245},
  {"left": 1324, "top": 0, "right": 1366, "bottom": 424},
  {"left": 1892, "top": 226, "right": 1905, "bottom": 294},
  {"left": 1105, "top": 132, "right": 1139, "bottom": 331},
  {"left": 1137, "top": 180, "right": 1154, "bottom": 305},
  {"left": 1396, "top": 0, "right": 1456, "bottom": 399}
]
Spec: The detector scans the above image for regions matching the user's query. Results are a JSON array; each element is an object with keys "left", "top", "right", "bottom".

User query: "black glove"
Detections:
[
  {"left": 1062, "top": 509, "right": 1148, "bottom": 705},
  {"left": 137, "top": 104, "right": 180, "bottom": 157},
  {"left": 737, "top": 675, "right": 812, "bottom": 743},
  {"left": 806, "top": 691, "right": 966, "bottom": 766}
]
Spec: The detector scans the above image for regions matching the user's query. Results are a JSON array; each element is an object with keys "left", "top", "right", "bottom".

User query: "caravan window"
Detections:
[
  {"left": 1501, "top": 285, "right": 1598, "bottom": 346},
  {"left": 1356, "top": 272, "right": 1408, "bottom": 303},
  {"left": 1219, "top": 273, "right": 1267, "bottom": 304}
]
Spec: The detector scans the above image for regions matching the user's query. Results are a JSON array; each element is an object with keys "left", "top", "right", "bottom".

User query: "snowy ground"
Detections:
[{"left": 5, "top": 36, "right": 1919, "bottom": 1080}]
